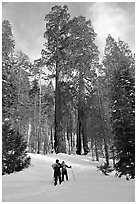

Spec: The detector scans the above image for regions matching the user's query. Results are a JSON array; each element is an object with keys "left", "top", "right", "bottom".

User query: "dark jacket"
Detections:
[
  {"left": 61, "top": 162, "right": 71, "bottom": 172},
  {"left": 52, "top": 163, "right": 62, "bottom": 175}
]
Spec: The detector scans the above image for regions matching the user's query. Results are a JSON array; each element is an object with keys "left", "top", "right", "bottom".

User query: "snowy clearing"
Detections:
[{"left": 2, "top": 153, "right": 135, "bottom": 202}]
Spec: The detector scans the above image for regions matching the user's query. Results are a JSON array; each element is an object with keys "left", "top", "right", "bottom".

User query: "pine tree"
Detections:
[
  {"left": 111, "top": 59, "right": 135, "bottom": 178},
  {"left": 29, "top": 79, "right": 40, "bottom": 153},
  {"left": 2, "top": 20, "right": 30, "bottom": 174},
  {"left": 101, "top": 35, "right": 125, "bottom": 166},
  {"left": 11, "top": 51, "right": 31, "bottom": 136},
  {"left": 2, "top": 20, "right": 15, "bottom": 62},
  {"left": 2, "top": 20, "right": 16, "bottom": 122},
  {"left": 103, "top": 35, "right": 135, "bottom": 177},
  {"left": 2, "top": 122, "right": 27, "bottom": 174},
  {"left": 95, "top": 73, "right": 112, "bottom": 166}
]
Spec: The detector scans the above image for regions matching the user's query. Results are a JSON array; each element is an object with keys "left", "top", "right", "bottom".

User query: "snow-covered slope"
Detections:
[{"left": 2, "top": 153, "right": 135, "bottom": 202}]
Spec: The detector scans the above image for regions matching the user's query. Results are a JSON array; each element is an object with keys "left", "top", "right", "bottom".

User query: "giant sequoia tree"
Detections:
[
  {"left": 66, "top": 16, "right": 99, "bottom": 154},
  {"left": 42, "top": 5, "right": 71, "bottom": 153},
  {"left": 42, "top": 5, "right": 99, "bottom": 154}
]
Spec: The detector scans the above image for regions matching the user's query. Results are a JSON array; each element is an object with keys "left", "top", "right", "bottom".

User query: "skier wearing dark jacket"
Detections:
[
  {"left": 61, "top": 161, "right": 71, "bottom": 182},
  {"left": 52, "top": 159, "right": 62, "bottom": 186}
]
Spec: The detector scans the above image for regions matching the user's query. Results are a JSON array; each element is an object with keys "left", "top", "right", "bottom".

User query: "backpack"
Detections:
[{"left": 52, "top": 163, "right": 59, "bottom": 172}]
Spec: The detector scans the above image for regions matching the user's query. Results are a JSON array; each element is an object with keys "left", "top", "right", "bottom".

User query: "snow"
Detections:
[{"left": 2, "top": 153, "right": 135, "bottom": 202}]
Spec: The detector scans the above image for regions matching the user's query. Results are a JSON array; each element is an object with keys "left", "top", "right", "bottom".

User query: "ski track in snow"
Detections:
[{"left": 2, "top": 153, "right": 135, "bottom": 202}]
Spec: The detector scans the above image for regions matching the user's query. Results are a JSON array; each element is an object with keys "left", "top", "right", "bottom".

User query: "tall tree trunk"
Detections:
[
  {"left": 34, "top": 94, "right": 37, "bottom": 153},
  {"left": 66, "top": 127, "right": 71, "bottom": 155},
  {"left": 82, "top": 113, "right": 89, "bottom": 155},
  {"left": 91, "top": 138, "right": 94, "bottom": 161},
  {"left": 19, "top": 68, "right": 21, "bottom": 134},
  {"left": 37, "top": 68, "right": 42, "bottom": 154},
  {"left": 70, "top": 132, "right": 73, "bottom": 153},
  {"left": 27, "top": 121, "right": 31, "bottom": 152},
  {"left": 50, "top": 126, "right": 54, "bottom": 151},
  {"left": 95, "top": 139, "right": 99, "bottom": 161},
  {"left": 54, "top": 62, "right": 66, "bottom": 153},
  {"left": 76, "top": 119, "right": 82, "bottom": 155},
  {"left": 96, "top": 79, "right": 109, "bottom": 166},
  {"left": 111, "top": 145, "right": 115, "bottom": 167},
  {"left": 104, "top": 138, "right": 109, "bottom": 166},
  {"left": 76, "top": 71, "right": 89, "bottom": 155},
  {"left": 76, "top": 72, "right": 83, "bottom": 155},
  {"left": 54, "top": 63, "right": 59, "bottom": 153},
  {"left": 43, "top": 139, "right": 46, "bottom": 155}
]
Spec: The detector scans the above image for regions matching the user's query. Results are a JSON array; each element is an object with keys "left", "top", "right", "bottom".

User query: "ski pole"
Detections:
[{"left": 71, "top": 167, "right": 76, "bottom": 181}]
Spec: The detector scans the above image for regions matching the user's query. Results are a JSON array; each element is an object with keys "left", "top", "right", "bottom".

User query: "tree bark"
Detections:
[
  {"left": 37, "top": 68, "right": 42, "bottom": 154},
  {"left": 76, "top": 120, "right": 82, "bottom": 155},
  {"left": 76, "top": 72, "right": 83, "bottom": 155},
  {"left": 104, "top": 138, "right": 109, "bottom": 166},
  {"left": 54, "top": 62, "right": 59, "bottom": 153},
  {"left": 54, "top": 62, "right": 66, "bottom": 153},
  {"left": 90, "top": 138, "right": 94, "bottom": 160},
  {"left": 76, "top": 71, "right": 89, "bottom": 155},
  {"left": 50, "top": 126, "right": 54, "bottom": 151},
  {"left": 95, "top": 139, "right": 99, "bottom": 161},
  {"left": 82, "top": 112, "right": 89, "bottom": 155},
  {"left": 96, "top": 78, "right": 109, "bottom": 166}
]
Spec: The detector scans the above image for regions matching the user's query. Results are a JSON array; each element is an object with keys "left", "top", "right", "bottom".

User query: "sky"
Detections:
[{"left": 2, "top": 2, "right": 135, "bottom": 62}]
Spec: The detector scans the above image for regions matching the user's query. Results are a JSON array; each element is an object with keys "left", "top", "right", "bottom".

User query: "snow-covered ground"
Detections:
[{"left": 2, "top": 153, "right": 135, "bottom": 202}]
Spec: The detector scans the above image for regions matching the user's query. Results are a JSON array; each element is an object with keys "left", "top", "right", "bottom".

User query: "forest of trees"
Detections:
[{"left": 2, "top": 5, "right": 135, "bottom": 178}]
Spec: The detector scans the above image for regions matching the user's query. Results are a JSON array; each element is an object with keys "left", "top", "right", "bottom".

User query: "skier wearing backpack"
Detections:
[
  {"left": 61, "top": 161, "right": 71, "bottom": 182},
  {"left": 52, "top": 159, "right": 62, "bottom": 186}
]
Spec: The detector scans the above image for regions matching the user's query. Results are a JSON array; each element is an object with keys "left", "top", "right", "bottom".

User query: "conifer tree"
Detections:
[
  {"left": 101, "top": 35, "right": 124, "bottom": 166},
  {"left": 42, "top": 5, "right": 71, "bottom": 153},
  {"left": 111, "top": 56, "right": 135, "bottom": 178},
  {"left": 66, "top": 16, "right": 99, "bottom": 154},
  {"left": 2, "top": 122, "right": 27, "bottom": 174},
  {"left": 2, "top": 20, "right": 16, "bottom": 122},
  {"left": 2, "top": 20, "right": 30, "bottom": 174},
  {"left": 29, "top": 79, "right": 40, "bottom": 152},
  {"left": 42, "top": 7, "right": 99, "bottom": 154},
  {"left": 103, "top": 34, "right": 135, "bottom": 177}
]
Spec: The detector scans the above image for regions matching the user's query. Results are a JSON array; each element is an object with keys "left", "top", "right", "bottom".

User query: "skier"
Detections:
[
  {"left": 61, "top": 161, "right": 71, "bottom": 182},
  {"left": 52, "top": 159, "right": 62, "bottom": 186}
]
